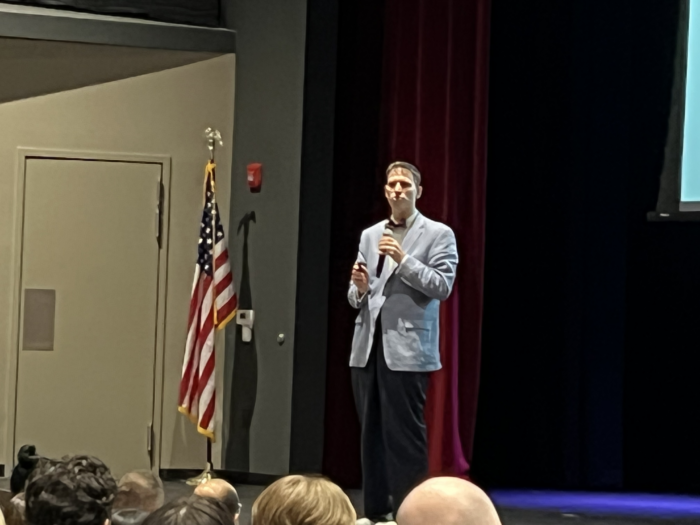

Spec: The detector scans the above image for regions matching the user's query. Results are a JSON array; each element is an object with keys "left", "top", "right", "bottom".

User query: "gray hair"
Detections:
[
  {"left": 386, "top": 161, "right": 422, "bottom": 187},
  {"left": 114, "top": 470, "right": 165, "bottom": 513}
]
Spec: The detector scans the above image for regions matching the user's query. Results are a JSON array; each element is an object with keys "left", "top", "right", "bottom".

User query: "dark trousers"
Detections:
[{"left": 351, "top": 317, "right": 431, "bottom": 518}]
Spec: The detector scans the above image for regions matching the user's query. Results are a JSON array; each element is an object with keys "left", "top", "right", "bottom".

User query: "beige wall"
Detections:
[{"left": 0, "top": 52, "right": 235, "bottom": 470}]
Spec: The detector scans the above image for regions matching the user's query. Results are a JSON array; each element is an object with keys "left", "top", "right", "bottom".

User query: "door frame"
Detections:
[{"left": 6, "top": 147, "right": 172, "bottom": 473}]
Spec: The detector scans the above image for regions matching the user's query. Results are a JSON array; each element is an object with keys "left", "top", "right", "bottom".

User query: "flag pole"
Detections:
[{"left": 186, "top": 129, "right": 223, "bottom": 486}]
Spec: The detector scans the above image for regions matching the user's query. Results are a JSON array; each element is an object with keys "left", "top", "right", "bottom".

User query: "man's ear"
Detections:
[{"left": 416, "top": 186, "right": 423, "bottom": 199}]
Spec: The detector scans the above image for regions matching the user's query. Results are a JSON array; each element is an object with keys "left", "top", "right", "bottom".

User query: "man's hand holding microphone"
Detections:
[
  {"left": 352, "top": 225, "right": 406, "bottom": 297},
  {"left": 378, "top": 231, "right": 405, "bottom": 263}
]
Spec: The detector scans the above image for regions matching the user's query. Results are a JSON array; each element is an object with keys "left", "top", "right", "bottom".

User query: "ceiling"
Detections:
[{"left": 0, "top": 37, "right": 222, "bottom": 104}]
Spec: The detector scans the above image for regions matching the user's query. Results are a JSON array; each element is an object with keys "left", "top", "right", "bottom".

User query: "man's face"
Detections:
[{"left": 385, "top": 167, "right": 422, "bottom": 209}]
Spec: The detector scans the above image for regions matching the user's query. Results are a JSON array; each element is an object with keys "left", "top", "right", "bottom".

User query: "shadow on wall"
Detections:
[{"left": 224, "top": 211, "right": 258, "bottom": 471}]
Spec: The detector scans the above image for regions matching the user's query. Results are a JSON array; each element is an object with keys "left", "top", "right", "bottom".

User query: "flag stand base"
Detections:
[
  {"left": 185, "top": 462, "right": 213, "bottom": 485},
  {"left": 185, "top": 438, "right": 214, "bottom": 486}
]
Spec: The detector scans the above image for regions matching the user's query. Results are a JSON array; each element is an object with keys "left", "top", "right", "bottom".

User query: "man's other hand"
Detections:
[{"left": 351, "top": 263, "right": 369, "bottom": 295}]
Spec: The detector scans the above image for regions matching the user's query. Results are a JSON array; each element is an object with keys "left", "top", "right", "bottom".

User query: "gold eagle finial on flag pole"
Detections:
[{"left": 204, "top": 127, "right": 223, "bottom": 161}]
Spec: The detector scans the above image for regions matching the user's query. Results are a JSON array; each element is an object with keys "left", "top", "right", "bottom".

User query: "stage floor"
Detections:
[
  {"left": 490, "top": 490, "right": 700, "bottom": 524},
  {"left": 154, "top": 482, "right": 700, "bottom": 525},
  {"left": 3, "top": 478, "right": 698, "bottom": 524}
]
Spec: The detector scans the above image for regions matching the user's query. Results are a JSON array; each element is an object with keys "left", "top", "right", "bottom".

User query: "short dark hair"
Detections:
[
  {"left": 386, "top": 161, "right": 422, "bottom": 187},
  {"left": 26, "top": 457, "right": 60, "bottom": 484},
  {"left": 25, "top": 455, "right": 117, "bottom": 525},
  {"left": 142, "top": 496, "right": 230, "bottom": 525}
]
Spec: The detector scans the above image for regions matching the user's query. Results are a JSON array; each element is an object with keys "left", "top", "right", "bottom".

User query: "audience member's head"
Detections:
[
  {"left": 24, "top": 455, "right": 117, "bottom": 525},
  {"left": 10, "top": 446, "right": 40, "bottom": 495},
  {"left": 1, "top": 500, "right": 24, "bottom": 525},
  {"left": 110, "top": 509, "right": 150, "bottom": 525},
  {"left": 396, "top": 477, "right": 501, "bottom": 525},
  {"left": 141, "top": 496, "right": 230, "bottom": 525},
  {"left": 113, "top": 471, "right": 165, "bottom": 514},
  {"left": 7, "top": 457, "right": 60, "bottom": 525},
  {"left": 9, "top": 493, "right": 25, "bottom": 520},
  {"left": 251, "top": 475, "right": 355, "bottom": 525},
  {"left": 194, "top": 480, "right": 239, "bottom": 523},
  {"left": 26, "top": 458, "right": 60, "bottom": 484}
]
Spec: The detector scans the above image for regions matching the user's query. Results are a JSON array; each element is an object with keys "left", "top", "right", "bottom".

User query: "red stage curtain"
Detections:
[
  {"left": 379, "top": 0, "right": 491, "bottom": 475},
  {"left": 322, "top": 0, "right": 490, "bottom": 486}
]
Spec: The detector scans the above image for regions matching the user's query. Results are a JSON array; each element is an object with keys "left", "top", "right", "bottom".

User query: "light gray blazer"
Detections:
[{"left": 348, "top": 213, "right": 458, "bottom": 372}]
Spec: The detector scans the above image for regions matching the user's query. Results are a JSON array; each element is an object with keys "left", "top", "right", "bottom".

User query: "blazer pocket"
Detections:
[{"left": 403, "top": 319, "right": 428, "bottom": 331}]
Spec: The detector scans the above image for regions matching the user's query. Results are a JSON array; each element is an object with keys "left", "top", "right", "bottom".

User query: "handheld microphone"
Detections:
[{"left": 376, "top": 226, "right": 394, "bottom": 277}]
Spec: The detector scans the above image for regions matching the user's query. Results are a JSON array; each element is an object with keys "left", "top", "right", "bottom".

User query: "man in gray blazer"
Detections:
[{"left": 349, "top": 161, "right": 458, "bottom": 523}]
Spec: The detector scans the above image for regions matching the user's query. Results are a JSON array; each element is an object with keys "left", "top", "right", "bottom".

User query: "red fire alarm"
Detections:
[{"left": 247, "top": 163, "right": 262, "bottom": 193}]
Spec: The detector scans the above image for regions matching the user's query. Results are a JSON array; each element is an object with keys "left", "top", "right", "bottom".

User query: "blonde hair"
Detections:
[{"left": 251, "top": 475, "right": 355, "bottom": 525}]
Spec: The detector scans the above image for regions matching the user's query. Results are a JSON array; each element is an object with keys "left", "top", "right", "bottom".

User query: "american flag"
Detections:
[{"left": 178, "top": 161, "right": 237, "bottom": 441}]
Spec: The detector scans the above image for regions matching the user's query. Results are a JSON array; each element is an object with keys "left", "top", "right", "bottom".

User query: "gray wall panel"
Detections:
[{"left": 221, "top": 0, "right": 308, "bottom": 475}]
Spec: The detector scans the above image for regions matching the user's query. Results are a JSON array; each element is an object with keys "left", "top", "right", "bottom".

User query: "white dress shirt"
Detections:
[{"left": 386, "top": 209, "right": 419, "bottom": 272}]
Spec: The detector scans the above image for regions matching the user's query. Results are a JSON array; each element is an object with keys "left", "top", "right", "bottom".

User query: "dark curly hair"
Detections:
[
  {"left": 25, "top": 455, "right": 117, "bottom": 525},
  {"left": 142, "top": 496, "right": 230, "bottom": 525}
]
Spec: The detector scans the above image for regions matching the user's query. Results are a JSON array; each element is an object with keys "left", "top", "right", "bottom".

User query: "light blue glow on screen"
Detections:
[{"left": 682, "top": 0, "right": 700, "bottom": 202}]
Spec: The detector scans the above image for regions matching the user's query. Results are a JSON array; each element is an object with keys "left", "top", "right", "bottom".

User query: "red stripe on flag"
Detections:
[
  {"left": 217, "top": 296, "right": 237, "bottom": 326},
  {"left": 179, "top": 353, "right": 195, "bottom": 406},
  {"left": 198, "top": 353, "right": 215, "bottom": 399},
  {"left": 179, "top": 336, "right": 199, "bottom": 406},
  {"left": 189, "top": 366, "right": 200, "bottom": 410},
  {"left": 215, "top": 272, "right": 233, "bottom": 295},
  {"left": 187, "top": 276, "right": 203, "bottom": 328},
  {"left": 199, "top": 396, "right": 216, "bottom": 432},
  {"left": 195, "top": 317, "right": 214, "bottom": 358},
  {"left": 179, "top": 278, "right": 204, "bottom": 406},
  {"left": 194, "top": 277, "right": 215, "bottom": 352},
  {"left": 215, "top": 250, "right": 229, "bottom": 268}
]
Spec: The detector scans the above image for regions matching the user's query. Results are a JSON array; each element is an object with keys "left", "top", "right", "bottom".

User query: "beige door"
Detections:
[{"left": 15, "top": 158, "right": 162, "bottom": 477}]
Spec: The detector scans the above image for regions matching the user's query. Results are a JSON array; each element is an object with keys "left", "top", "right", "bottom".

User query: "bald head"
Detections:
[
  {"left": 194, "top": 480, "right": 240, "bottom": 520},
  {"left": 114, "top": 470, "right": 165, "bottom": 514},
  {"left": 397, "top": 477, "right": 501, "bottom": 525}
]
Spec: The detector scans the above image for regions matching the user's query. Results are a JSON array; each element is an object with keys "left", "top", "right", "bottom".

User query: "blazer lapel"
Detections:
[{"left": 401, "top": 213, "right": 425, "bottom": 256}]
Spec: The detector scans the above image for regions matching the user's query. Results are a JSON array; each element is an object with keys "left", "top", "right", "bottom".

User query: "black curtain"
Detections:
[
  {"left": 625, "top": 0, "right": 700, "bottom": 493},
  {"left": 475, "top": 0, "right": 700, "bottom": 493},
  {"left": 0, "top": 0, "right": 220, "bottom": 27},
  {"left": 321, "top": 0, "right": 386, "bottom": 488}
]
